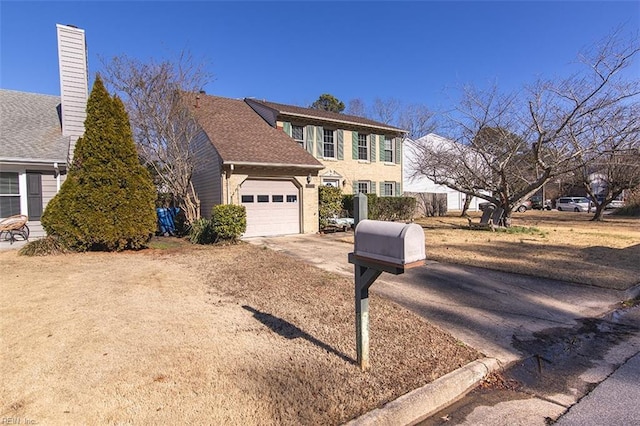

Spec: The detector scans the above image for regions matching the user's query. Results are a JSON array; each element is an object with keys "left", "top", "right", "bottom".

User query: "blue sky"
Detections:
[{"left": 1, "top": 1, "right": 638, "bottom": 113}]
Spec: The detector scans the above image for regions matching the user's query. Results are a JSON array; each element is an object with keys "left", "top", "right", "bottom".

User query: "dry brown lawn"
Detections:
[
  {"left": 417, "top": 210, "right": 640, "bottom": 290},
  {"left": 1, "top": 242, "right": 479, "bottom": 425}
]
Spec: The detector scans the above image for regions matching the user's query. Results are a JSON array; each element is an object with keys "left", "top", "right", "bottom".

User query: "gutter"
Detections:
[
  {"left": 279, "top": 112, "right": 406, "bottom": 134},
  {"left": 223, "top": 161, "right": 324, "bottom": 169}
]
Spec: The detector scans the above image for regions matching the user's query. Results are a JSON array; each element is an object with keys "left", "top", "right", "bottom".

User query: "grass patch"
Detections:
[{"left": 495, "top": 226, "right": 547, "bottom": 237}]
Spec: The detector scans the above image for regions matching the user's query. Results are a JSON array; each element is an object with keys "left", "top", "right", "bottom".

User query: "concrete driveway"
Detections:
[{"left": 246, "top": 232, "right": 637, "bottom": 365}]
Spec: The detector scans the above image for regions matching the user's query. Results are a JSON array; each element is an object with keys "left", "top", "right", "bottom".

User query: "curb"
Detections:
[{"left": 345, "top": 357, "right": 501, "bottom": 426}]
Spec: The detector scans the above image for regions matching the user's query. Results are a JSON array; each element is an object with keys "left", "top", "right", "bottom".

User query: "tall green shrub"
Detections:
[
  {"left": 41, "top": 75, "right": 157, "bottom": 251},
  {"left": 319, "top": 186, "right": 343, "bottom": 229}
]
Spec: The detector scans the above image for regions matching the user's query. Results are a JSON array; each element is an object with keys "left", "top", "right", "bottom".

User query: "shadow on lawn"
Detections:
[{"left": 242, "top": 305, "right": 356, "bottom": 365}]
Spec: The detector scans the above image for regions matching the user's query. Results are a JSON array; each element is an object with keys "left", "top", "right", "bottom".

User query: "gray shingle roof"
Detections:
[
  {"left": 193, "top": 94, "right": 323, "bottom": 168},
  {"left": 245, "top": 98, "right": 406, "bottom": 134},
  {"left": 0, "top": 89, "right": 69, "bottom": 163}
]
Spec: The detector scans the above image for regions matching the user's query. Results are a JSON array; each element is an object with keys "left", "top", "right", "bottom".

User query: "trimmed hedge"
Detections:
[
  {"left": 211, "top": 204, "right": 246, "bottom": 242},
  {"left": 341, "top": 193, "right": 415, "bottom": 222}
]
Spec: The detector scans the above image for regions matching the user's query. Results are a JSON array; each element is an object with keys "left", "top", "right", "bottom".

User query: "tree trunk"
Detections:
[
  {"left": 590, "top": 205, "right": 606, "bottom": 221},
  {"left": 460, "top": 196, "right": 472, "bottom": 217}
]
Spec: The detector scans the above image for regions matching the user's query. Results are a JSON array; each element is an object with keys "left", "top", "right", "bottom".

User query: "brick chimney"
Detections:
[{"left": 56, "top": 24, "right": 88, "bottom": 163}]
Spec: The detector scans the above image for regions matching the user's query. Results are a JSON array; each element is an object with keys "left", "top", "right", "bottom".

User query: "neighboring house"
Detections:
[
  {"left": 191, "top": 96, "right": 406, "bottom": 238},
  {"left": 0, "top": 24, "right": 88, "bottom": 238},
  {"left": 245, "top": 99, "right": 406, "bottom": 196},
  {"left": 404, "top": 133, "right": 483, "bottom": 213}
]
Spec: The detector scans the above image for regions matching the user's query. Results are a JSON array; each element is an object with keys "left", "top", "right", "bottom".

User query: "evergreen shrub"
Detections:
[
  {"left": 188, "top": 218, "right": 216, "bottom": 244},
  {"left": 211, "top": 204, "right": 246, "bottom": 242},
  {"left": 319, "top": 186, "right": 343, "bottom": 229},
  {"left": 41, "top": 76, "right": 157, "bottom": 251}
]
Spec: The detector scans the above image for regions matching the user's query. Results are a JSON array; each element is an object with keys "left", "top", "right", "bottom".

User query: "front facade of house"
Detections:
[
  {"left": 0, "top": 24, "right": 88, "bottom": 239},
  {"left": 246, "top": 99, "right": 405, "bottom": 197},
  {"left": 191, "top": 95, "right": 325, "bottom": 238},
  {"left": 191, "top": 97, "right": 406, "bottom": 238}
]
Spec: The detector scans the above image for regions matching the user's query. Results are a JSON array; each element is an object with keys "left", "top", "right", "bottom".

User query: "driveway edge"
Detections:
[{"left": 345, "top": 357, "right": 501, "bottom": 426}]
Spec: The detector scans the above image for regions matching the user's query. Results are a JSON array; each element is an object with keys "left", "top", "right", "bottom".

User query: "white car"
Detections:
[{"left": 556, "top": 197, "right": 591, "bottom": 212}]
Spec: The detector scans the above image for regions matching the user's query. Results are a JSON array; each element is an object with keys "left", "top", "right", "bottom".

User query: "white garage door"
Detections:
[{"left": 240, "top": 179, "right": 300, "bottom": 238}]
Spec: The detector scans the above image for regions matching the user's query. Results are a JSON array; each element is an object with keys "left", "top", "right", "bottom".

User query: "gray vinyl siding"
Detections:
[
  {"left": 41, "top": 173, "right": 61, "bottom": 212},
  {"left": 56, "top": 24, "right": 88, "bottom": 159},
  {"left": 191, "top": 130, "right": 222, "bottom": 218}
]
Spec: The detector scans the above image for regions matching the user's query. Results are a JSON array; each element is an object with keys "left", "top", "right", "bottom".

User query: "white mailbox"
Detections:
[{"left": 353, "top": 220, "right": 425, "bottom": 268}]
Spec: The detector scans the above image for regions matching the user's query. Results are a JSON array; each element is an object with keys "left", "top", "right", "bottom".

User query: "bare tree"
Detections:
[
  {"left": 575, "top": 103, "right": 640, "bottom": 220},
  {"left": 411, "top": 31, "right": 639, "bottom": 226},
  {"left": 371, "top": 97, "right": 401, "bottom": 124},
  {"left": 102, "top": 51, "right": 212, "bottom": 224},
  {"left": 398, "top": 103, "right": 438, "bottom": 140},
  {"left": 345, "top": 98, "right": 367, "bottom": 117}
]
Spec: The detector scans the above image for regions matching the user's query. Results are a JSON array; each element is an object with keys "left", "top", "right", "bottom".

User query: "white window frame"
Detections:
[
  {"left": 0, "top": 172, "right": 22, "bottom": 218},
  {"left": 323, "top": 129, "right": 336, "bottom": 159},
  {"left": 292, "top": 124, "right": 305, "bottom": 149},
  {"left": 383, "top": 182, "right": 395, "bottom": 197},
  {"left": 357, "top": 133, "right": 369, "bottom": 161},
  {"left": 384, "top": 136, "right": 394, "bottom": 163},
  {"left": 357, "top": 181, "right": 370, "bottom": 194}
]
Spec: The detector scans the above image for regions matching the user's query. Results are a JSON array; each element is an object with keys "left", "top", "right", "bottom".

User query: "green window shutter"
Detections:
[
  {"left": 352, "top": 131, "right": 359, "bottom": 160},
  {"left": 305, "top": 125, "right": 315, "bottom": 155},
  {"left": 395, "top": 137, "right": 402, "bottom": 164},
  {"left": 395, "top": 181, "right": 402, "bottom": 196},
  {"left": 283, "top": 122, "right": 292, "bottom": 136},
  {"left": 371, "top": 181, "right": 377, "bottom": 195},
  {"left": 379, "top": 135, "right": 385, "bottom": 162},
  {"left": 337, "top": 129, "right": 344, "bottom": 160},
  {"left": 353, "top": 180, "right": 359, "bottom": 194},
  {"left": 370, "top": 135, "right": 376, "bottom": 162},
  {"left": 316, "top": 126, "right": 324, "bottom": 158}
]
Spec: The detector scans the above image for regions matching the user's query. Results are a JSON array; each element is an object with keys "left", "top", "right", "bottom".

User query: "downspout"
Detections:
[
  {"left": 54, "top": 162, "right": 60, "bottom": 191},
  {"left": 227, "top": 164, "right": 234, "bottom": 204}
]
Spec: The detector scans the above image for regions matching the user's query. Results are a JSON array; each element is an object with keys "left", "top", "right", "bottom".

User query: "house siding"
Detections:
[
  {"left": 275, "top": 120, "right": 402, "bottom": 196},
  {"left": 56, "top": 24, "right": 88, "bottom": 160},
  {"left": 191, "top": 130, "right": 222, "bottom": 218}
]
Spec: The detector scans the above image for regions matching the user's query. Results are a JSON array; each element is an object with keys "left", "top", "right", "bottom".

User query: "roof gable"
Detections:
[
  {"left": 192, "top": 94, "right": 323, "bottom": 168},
  {"left": 0, "top": 90, "right": 68, "bottom": 163},
  {"left": 245, "top": 98, "right": 406, "bottom": 134}
]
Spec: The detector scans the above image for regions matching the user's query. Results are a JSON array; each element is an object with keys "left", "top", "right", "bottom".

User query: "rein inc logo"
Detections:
[{"left": 1, "top": 419, "right": 37, "bottom": 425}]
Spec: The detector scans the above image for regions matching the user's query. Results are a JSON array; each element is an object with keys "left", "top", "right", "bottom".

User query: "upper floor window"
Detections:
[
  {"left": 292, "top": 125, "right": 304, "bottom": 148},
  {"left": 358, "top": 133, "right": 368, "bottom": 161},
  {"left": 323, "top": 129, "right": 335, "bottom": 158},
  {"left": 357, "top": 181, "right": 370, "bottom": 194},
  {"left": 0, "top": 172, "right": 20, "bottom": 218},
  {"left": 384, "top": 136, "right": 394, "bottom": 163}
]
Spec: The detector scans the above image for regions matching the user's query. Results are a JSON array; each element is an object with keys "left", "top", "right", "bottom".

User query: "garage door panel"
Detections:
[{"left": 240, "top": 179, "right": 300, "bottom": 237}]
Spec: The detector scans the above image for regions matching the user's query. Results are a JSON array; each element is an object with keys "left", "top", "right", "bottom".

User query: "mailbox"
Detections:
[{"left": 353, "top": 220, "right": 425, "bottom": 268}]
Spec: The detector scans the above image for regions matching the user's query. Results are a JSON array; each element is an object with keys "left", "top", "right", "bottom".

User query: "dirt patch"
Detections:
[{"left": 0, "top": 243, "right": 479, "bottom": 425}]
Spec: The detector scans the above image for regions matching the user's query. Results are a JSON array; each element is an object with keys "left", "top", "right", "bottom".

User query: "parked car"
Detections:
[
  {"left": 529, "top": 196, "right": 552, "bottom": 210},
  {"left": 556, "top": 197, "right": 591, "bottom": 212},
  {"left": 479, "top": 200, "right": 532, "bottom": 212},
  {"left": 594, "top": 195, "right": 625, "bottom": 210}
]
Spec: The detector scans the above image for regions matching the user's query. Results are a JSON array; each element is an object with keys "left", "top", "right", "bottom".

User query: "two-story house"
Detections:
[{"left": 191, "top": 95, "right": 406, "bottom": 238}]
